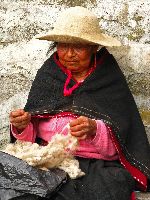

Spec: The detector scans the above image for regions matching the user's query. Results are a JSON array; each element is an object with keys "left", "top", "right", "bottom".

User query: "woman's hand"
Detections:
[
  {"left": 69, "top": 116, "right": 97, "bottom": 140},
  {"left": 9, "top": 109, "right": 31, "bottom": 132}
]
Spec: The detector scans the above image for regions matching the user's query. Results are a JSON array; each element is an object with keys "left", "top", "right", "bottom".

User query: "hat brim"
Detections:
[{"left": 35, "top": 31, "right": 121, "bottom": 47}]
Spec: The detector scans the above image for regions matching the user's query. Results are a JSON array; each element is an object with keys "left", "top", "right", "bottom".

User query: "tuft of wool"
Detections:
[{"left": 3, "top": 132, "right": 85, "bottom": 179}]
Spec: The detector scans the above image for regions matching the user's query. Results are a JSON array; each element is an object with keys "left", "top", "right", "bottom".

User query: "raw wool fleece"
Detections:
[
  {"left": 5, "top": 132, "right": 85, "bottom": 179},
  {"left": 23, "top": 47, "right": 150, "bottom": 185}
]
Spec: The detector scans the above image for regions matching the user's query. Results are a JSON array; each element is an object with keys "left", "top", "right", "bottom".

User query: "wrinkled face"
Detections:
[{"left": 57, "top": 43, "right": 98, "bottom": 73}]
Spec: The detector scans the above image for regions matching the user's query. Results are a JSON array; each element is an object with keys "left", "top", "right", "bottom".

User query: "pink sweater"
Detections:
[{"left": 11, "top": 115, "right": 118, "bottom": 161}]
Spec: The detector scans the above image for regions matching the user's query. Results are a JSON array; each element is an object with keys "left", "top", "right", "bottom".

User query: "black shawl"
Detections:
[{"left": 23, "top": 47, "right": 150, "bottom": 189}]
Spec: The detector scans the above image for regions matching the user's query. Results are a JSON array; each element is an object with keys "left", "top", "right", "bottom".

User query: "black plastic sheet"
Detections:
[{"left": 0, "top": 151, "right": 67, "bottom": 200}]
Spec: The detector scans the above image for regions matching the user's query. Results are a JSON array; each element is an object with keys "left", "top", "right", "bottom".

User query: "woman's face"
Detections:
[{"left": 57, "top": 43, "right": 98, "bottom": 74}]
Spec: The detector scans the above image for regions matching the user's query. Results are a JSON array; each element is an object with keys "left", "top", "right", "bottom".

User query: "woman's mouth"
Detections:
[{"left": 66, "top": 61, "right": 77, "bottom": 63}]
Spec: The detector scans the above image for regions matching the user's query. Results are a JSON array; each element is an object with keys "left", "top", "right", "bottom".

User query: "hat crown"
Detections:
[
  {"left": 54, "top": 6, "right": 101, "bottom": 35},
  {"left": 37, "top": 6, "right": 121, "bottom": 46}
]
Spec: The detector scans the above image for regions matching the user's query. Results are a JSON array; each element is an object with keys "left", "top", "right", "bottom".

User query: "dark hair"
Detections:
[
  {"left": 46, "top": 42, "right": 101, "bottom": 56},
  {"left": 46, "top": 42, "right": 57, "bottom": 56}
]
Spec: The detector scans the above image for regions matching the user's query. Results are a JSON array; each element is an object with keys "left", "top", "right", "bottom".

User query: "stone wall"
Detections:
[{"left": 0, "top": 0, "right": 150, "bottom": 148}]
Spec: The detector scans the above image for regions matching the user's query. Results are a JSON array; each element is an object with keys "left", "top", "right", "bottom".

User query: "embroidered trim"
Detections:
[
  {"left": 32, "top": 111, "right": 78, "bottom": 119},
  {"left": 108, "top": 126, "right": 147, "bottom": 191}
]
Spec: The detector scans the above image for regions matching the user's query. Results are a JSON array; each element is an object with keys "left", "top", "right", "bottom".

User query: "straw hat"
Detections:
[{"left": 36, "top": 6, "right": 121, "bottom": 46}]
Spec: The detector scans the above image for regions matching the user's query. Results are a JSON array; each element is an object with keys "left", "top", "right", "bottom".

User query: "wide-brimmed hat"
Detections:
[{"left": 36, "top": 6, "right": 121, "bottom": 46}]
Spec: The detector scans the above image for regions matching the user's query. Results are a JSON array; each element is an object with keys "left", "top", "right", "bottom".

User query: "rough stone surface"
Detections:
[
  {"left": 0, "top": 0, "right": 150, "bottom": 198},
  {"left": 136, "top": 192, "right": 150, "bottom": 200}
]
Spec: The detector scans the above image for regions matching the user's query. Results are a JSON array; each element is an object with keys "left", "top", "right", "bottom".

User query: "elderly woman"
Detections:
[{"left": 9, "top": 6, "right": 150, "bottom": 200}]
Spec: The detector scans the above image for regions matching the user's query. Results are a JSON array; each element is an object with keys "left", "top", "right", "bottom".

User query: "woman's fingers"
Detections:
[
  {"left": 71, "top": 130, "right": 87, "bottom": 140},
  {"left": 9, "top": 109, "right": 31, "bottom": 130},
  {"left": 12, "top": 118, "right": 30, "bottom": 127},
  {"left": 70, "top": 116, "right": 87, "bottom": 127},
  {"left": 10, "top": 112, "right": 31, "bottom": 124},
  {"left": 70, "top": 116, "right": 97, "bottom": 139},
  {"left": 10, "top": 109, "right": 25, "bottom": 118},
  {"left": 70, "top": 124, "right": 87, "bottom": 132}
]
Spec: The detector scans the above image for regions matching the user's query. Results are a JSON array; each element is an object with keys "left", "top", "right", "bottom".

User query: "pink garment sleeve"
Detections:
[
  {"left": 10, "top": 118, "right": 117, "bottom": 159},
  {"left": 88, "top": 120, "right": 117, "bottom": 158},
  {"left": 11, "top": 122, "right": 36, "bottom": 143}
]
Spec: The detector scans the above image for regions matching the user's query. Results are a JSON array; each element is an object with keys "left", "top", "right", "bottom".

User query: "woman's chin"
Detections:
[{"left": 65, "top": 66, "right": 79, "bottom": 72}]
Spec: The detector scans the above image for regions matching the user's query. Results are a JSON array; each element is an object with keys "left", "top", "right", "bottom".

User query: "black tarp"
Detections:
[{"left": 0, "top": 151, "right": 67, "bottom": 200}]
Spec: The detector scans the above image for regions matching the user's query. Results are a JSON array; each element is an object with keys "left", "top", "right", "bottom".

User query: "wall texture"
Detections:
[{"left": 0, "top": 0, "right": 150, "bottom": 149}]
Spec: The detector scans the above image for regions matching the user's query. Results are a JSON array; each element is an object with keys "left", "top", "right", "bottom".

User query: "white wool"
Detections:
[{"left": 3, "top": 129, "right": 85, "bottom": 179}]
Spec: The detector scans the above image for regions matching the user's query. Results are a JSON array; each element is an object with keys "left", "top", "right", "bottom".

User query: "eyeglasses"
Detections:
[{"left": 57, "top": 43, "right": 90, "bottom": 53}]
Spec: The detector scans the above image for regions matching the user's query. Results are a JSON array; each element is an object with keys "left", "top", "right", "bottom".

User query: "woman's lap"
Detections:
[{"left": 52, "top": 158, "right": 135, "bottom": 200}]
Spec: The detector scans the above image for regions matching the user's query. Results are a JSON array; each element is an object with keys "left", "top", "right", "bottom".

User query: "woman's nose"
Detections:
[{"left": 66, "top": 47, "right": 76, "bottom": 57}]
